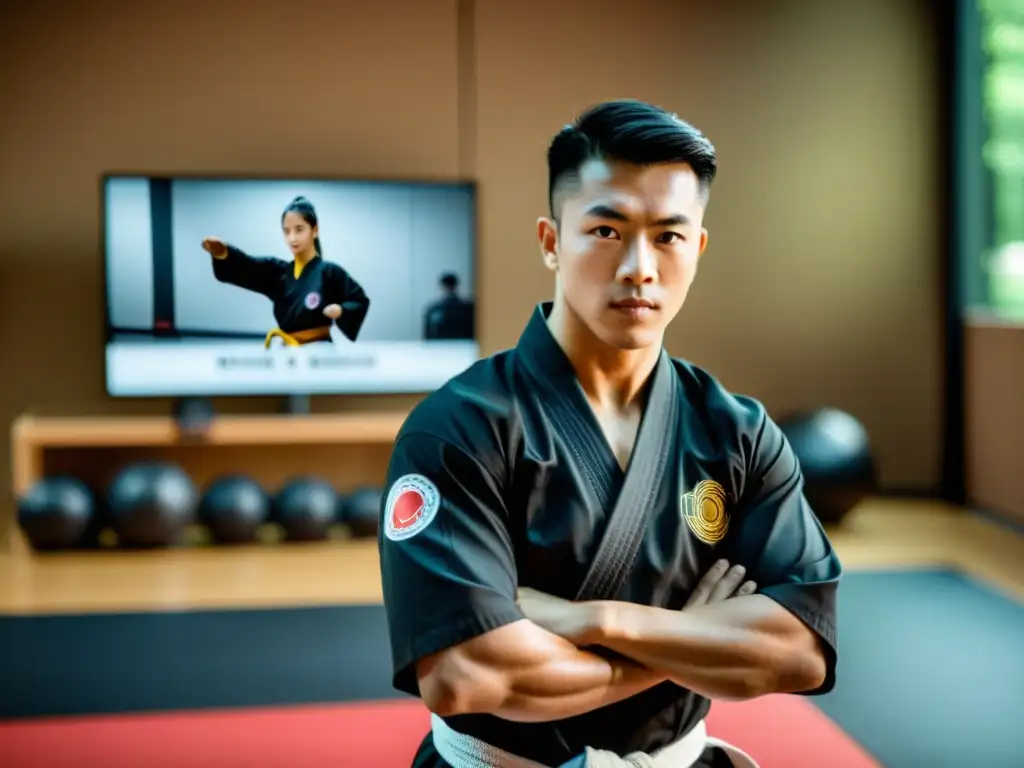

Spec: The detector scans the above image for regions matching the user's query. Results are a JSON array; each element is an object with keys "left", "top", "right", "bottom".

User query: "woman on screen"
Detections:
[{"left": 201, "top": 196, "right": 371, "bottom": 347}]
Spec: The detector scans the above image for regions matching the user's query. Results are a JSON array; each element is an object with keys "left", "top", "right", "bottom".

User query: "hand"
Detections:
[
  {"left": 322, "top": 303, "right": 342, "bottom": 319},
  {"left": 517, "top": 587, "right": 602, "bottom": 646},
  {"left": 683, "top": 559, "right": 757, "bottom": 609},
  {"left": 201, "top": 237, "right": 227, "bottom": 258}
]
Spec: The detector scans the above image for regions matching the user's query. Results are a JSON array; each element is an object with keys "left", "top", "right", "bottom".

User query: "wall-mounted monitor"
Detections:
[{"left": 103, "top": 175, "right": 479, "bottom": 397}]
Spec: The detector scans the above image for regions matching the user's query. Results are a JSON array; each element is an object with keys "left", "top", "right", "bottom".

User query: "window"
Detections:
[{"left": 965, "top": 0, "right": 1024, "bottom": 322}]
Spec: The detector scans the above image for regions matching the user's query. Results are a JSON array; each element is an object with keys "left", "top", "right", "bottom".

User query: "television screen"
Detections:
[{"left": 103, "top": 176, "right": 479, "bottom": 397}]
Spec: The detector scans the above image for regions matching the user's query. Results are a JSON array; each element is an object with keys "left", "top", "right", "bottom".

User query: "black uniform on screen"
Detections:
[
  {"left": 423, "top": 295, "right": 475, "bottom": 341},
  {"left": 212, "top": 245, "right": 370, "bottom": 342}
]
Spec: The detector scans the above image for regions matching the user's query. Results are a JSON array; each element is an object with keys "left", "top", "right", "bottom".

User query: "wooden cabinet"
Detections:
[{"left": 6, "top": 412, "right": 407, "bottom": 551}]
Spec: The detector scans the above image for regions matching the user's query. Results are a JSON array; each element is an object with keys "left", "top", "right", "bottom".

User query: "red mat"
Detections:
[{"left": 0, "top": 696, "right": 878, "bottom": 767}]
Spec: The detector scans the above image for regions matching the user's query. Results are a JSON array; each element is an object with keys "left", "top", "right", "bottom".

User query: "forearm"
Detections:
[
  {"left": 421, "top": 620, "right": 665, "bottom": 723},
  {"left": 592, "top": 595, "right": 826, "bottom": 701},
  {"left": 497, "top": 648, "right": 663, "bottom": 722}
]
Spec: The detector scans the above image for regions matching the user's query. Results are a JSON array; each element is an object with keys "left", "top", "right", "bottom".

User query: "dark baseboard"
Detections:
[{"left": 109, "top": 326, "right": 265, "bottom": 341}]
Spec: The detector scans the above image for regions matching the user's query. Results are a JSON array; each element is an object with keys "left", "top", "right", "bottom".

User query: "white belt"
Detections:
[{"left": 430, "top": 714, "right": 760, "bottom": 768}]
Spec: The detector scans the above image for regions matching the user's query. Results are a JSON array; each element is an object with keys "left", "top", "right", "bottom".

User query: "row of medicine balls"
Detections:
[
  {"left": 19, "top": 407, "right": 877, "bottom": 549},
  {"left": 17, "top": 462, "right": 383, "bottom": 551}
]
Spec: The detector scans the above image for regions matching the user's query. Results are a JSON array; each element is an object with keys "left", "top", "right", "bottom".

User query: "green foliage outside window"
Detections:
[{"left": 980, "top": 0, "right": 1024, "bottom": 320}]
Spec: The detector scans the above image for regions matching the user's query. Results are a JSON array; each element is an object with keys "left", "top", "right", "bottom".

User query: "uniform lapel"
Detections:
[
  {"left": 517, "top": 304, "right": 623, "bottom": 517},
  {"left": 575, "top": 351, "right": 679, "bottom": 601},
  {"left": 517, "top": 304, "right": 680, "bottom": 600}
]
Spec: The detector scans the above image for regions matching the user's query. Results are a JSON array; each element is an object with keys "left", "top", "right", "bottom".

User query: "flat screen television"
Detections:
[{"left": 102, "top": 175, "right": 479, "bottom": 397}]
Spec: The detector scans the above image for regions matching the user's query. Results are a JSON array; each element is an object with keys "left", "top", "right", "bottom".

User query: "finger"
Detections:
[
  {"left": 735, "top": 580, "right": 757, "bottom": 597},
  {"left": 684, "top": 559, "right": 729, "bottom": 608},
  {"left": 708, "top": 564, "right": 746, "bottom": 603}
]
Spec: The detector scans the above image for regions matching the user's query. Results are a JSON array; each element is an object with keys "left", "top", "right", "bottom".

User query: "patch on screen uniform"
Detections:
[
  {"left": 304, "top": 291, "right": 321, "bottom": 310},
  {"left": 384, "top": 474, "right": 441, "bottom": 542}
]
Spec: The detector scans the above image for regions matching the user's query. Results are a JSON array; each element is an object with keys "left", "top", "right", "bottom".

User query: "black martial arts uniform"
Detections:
[
  {"left": 379, "top": 302, "right": 841, "bottom": 767},
  {"left": 211, "top": 245, "right": 370, "bottom": 344},
  {"left": 423, "top": 295, "right": 476, "bottom": 341}
]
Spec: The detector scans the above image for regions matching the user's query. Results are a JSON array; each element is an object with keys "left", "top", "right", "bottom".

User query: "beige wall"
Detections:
[
  {"left": 0, "top": 0, "right": 944, "bottom": 528},
  {"left": 965, "top": 323, "right": 1024, "bottom": 524}
]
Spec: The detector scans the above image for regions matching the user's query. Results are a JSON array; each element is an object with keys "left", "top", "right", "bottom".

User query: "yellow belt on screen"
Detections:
[{"left": 263, "top": 326, "right": 331, "bottom": 348}]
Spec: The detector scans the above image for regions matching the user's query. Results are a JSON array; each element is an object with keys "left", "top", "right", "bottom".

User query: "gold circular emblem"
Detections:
[{"left": 682, "top": 479, "right": 729, "bottom": 544}]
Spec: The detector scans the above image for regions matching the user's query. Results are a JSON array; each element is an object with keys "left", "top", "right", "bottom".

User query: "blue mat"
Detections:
[
  {"left": 0, "top": 604, "right": 402, "bottom": 719},
  {"left": 814, "top": 568, "right": 1024, "bottom": 768}
]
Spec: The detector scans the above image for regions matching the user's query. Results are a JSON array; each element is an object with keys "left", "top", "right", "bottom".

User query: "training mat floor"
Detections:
[
  {"left": 0, "top": 697, "right": 876, "bottom": 768},
  {"left": 1, "top": 568, "right": 1021, "bottom": 767},
  {"left": 811, "top": 568, "right": 1024, "bottom": 768}
]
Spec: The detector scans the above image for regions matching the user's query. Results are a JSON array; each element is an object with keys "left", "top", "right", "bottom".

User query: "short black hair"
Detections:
[
  {"left": 439, "top": 272, "right": 459, "bottom": 290},
  {"left": 547, "top": 99, "right": 717, "bottom": 219}
]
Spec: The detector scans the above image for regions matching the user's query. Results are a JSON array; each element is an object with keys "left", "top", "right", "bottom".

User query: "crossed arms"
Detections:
[
  {"left": 417, "top": 561, "right": 829, "bottom": 723},
  {"left": 382, "top": 425, "right": 840, "bottom": 726}
]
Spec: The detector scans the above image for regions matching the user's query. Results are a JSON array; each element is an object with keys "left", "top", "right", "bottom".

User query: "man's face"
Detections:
[{"left": 538, "top": 158, "right": 708, "bottom": 350}]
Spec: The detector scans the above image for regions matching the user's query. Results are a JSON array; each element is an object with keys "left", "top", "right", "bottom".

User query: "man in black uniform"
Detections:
[
  {"left": 424, "top": 273, "right": 475, "bottom": 341},
  {"left": 378, "top": 99, "right": 841, "bottom": 768}
]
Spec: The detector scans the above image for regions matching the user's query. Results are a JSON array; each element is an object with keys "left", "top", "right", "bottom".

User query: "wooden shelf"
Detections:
[
  {"left": 11, "top": 412, "right": 407, "bottom": 450},
  {"left": 6, "top": 412, "right": 408, "bottom": 551}
]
